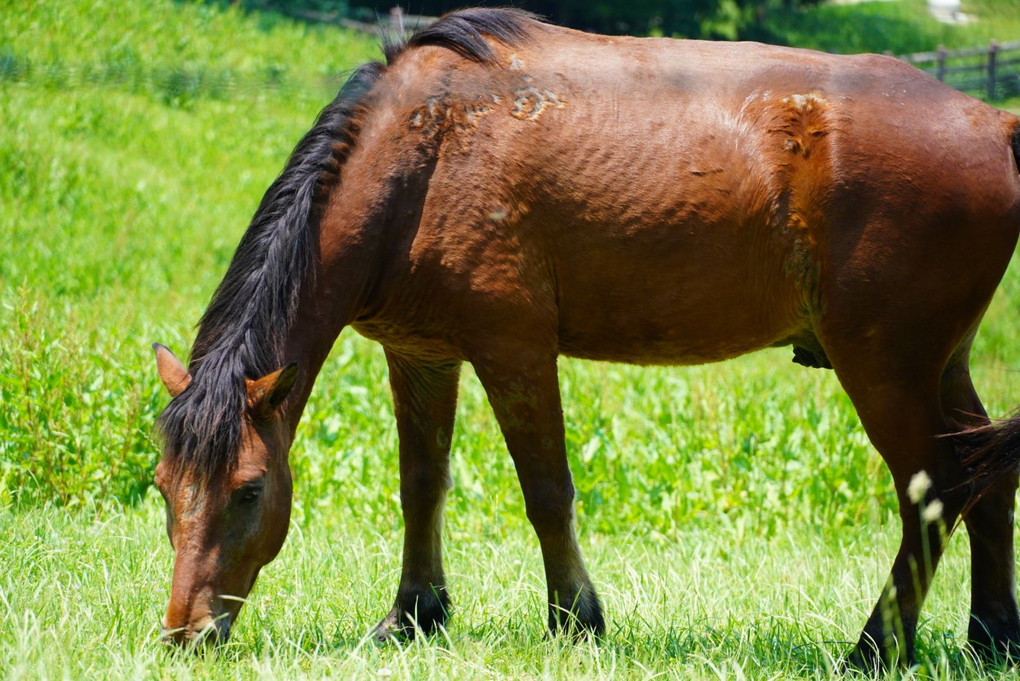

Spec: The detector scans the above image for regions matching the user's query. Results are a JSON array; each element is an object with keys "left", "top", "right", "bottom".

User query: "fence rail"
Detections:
[{"left": 899, "top": 40, "right": 1020, "bottom": 100}]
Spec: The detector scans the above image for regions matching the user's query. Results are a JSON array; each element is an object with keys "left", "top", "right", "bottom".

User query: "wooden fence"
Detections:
[{"left": 899, "top": 40, "right": 1020, "bottom": 100}]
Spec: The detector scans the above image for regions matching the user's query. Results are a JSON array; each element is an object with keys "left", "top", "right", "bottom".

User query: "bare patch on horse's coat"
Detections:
[
  {"left": 178, "top": 483, "right": 206, "bottom": 519},
  {"left": 783, "top": 93, "right": 823, "bottom": 112},
  {"left": 776, "top": 93, "right": 829, "bottom": 158},
  {"left": 511, "top": 86, "right": 565, "bottom": 120},
  {"left": 409, "top": 97, "right": 443, "bottom": 134},
  {"left": 409, "top": 96, "right": 496, "bottom": 142}
]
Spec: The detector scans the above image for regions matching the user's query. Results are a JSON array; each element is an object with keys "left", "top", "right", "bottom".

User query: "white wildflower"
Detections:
[
  {"left": 907, "top": 470, "right": 932, "bottom": 504},
  {"left": 922, "top": 499, "right": 944, "bottom": 524}
]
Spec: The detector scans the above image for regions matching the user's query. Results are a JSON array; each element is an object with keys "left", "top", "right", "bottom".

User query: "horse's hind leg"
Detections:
[
  {"left": 373, "top": 350, "right": 461, "bottom": 641},
  {"left": 823, "top": 345, "right": 968, "bottom": 669},
  {"left": 470, "top": 342, "right": 604, "bottom": 636},
  {"left": 966, "top": 474, "right": 1020, "bottom": 659},
  {"left": 942, "top": 357, "right": 1020, "bottom": 658}
]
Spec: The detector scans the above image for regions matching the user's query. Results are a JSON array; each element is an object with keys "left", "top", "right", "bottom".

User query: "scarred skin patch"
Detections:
[
  {"left": 510, "top": 86, "right": 565, "bottom": 121},
  {"left": 409, "top": 95, "right": 497, "bottom": 139},
  {"left": 782, "top": 93, "right": 825, "bottom": 113},
  {"left": 777, "top": 93, "right": 829, "bottom": 157},
  {"left": 409, "top": 97, "right": 444, "bottom": 135}
]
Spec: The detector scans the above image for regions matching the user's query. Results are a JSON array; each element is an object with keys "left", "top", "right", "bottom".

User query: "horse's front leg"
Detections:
[
  {"left": 373, "top": 350, "right": 461, "bottom": 641},
  {"left": 471, "top": 343, "right": 604, "bottom": 636}
]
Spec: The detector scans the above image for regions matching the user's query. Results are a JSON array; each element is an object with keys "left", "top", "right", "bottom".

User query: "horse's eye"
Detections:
[{"left": 240, "top": 487, "right": 261, "bottom": 504}]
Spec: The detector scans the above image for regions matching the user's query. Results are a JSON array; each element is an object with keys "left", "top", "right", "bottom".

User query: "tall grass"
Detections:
[
  {"left": 3, "top": 0, "right": 1020, "bottom": 678},
  {"left": 3, "top": 496, "right": 1017, "bottom": 680},
  {"left": 0, "top": 0, "right": 377, "bottom": 506}
]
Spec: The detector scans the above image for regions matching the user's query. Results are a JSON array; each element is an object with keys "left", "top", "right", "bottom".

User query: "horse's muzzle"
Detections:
[{"left": 160, "top": 616, "right": 231, "bottom": 648}]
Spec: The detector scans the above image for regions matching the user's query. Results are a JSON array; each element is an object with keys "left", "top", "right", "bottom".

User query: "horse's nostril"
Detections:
[
  {"left": 159, "top": 624, "right": 187, "bottom": 646},
  {"left": 191, "top": 617, "right": 231, "bottom": 646}
]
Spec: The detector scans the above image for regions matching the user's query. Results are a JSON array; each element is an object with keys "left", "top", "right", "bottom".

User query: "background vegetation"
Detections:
[
  {"left": 2, "top": 0, "right": 1020, "bottom": 678},
  {"left": 264, "top": 0, "right": 1020, "bottom": 44}
]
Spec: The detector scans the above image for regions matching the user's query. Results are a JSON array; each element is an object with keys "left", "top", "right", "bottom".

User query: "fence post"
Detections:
[
  {"left": 936, "top": 45, "right": 947, "bottom": 82},
  {"left": 988, "top": 40, "right": 999, "bottom": 100}
]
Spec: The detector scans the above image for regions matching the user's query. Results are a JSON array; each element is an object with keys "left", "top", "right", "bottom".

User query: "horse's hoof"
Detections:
[
  {"left": 547, "top": 584, "right": 605, "bottom": 640},
  {"left": 968, "top": 634, "right": 1020, "bottom": 666},
  {"left": 841, "top": 639, "right": 912, "bottom": 676},
  {"left": 840, "top": 647, "right": 883, "bottom": 677},
  {"left": 371, "top": 589, "right": 450, "bottom": 644},
  {"left": 371, "top": 612, "right": 412, "bottom": 644}
]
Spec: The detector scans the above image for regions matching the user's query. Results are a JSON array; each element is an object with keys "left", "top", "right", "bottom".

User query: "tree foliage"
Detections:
[{"left": 341, "top": 0, "right": 824, "bottom": 40}]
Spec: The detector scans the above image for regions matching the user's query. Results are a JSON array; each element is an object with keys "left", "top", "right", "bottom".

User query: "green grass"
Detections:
[
  {"left": 3, "top": 0, "right": 1020, "bottom": 678},
  {"left": 7, "top": 490, "right": 1020, "bottom": 679},
  {"left": 2, "top": 497, "right": 1016, "bottom": 680}
]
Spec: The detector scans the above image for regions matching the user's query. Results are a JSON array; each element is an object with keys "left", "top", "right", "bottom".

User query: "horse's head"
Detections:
[{"left": 152, "top": 344, "right": 298, "bottom": 647}]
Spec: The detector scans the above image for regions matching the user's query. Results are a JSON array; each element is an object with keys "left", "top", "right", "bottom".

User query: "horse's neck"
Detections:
[{"left": 277, "top": 204, "right": 383, "bottom": 432}]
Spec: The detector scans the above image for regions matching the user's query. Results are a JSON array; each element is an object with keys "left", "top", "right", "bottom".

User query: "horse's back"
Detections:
[{"left": 356, "top": 23, "right": 1020, "bottom": 366}]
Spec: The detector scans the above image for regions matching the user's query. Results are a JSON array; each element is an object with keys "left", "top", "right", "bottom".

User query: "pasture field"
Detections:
[{"left": 3, "top": 0, "right": 1020, "bottom": 678}]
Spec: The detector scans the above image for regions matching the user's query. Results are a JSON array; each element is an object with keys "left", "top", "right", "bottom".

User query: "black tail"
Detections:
[{"left": 958, "top": 416, "right": 1020, "bottom": 495}]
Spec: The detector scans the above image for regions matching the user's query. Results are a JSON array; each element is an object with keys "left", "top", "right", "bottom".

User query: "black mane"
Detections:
[
  {"left": 156, "top": 61, "right": 384, "bottom": 476},
  {"left": 396, "top": 8, "right": 537, "bottom": 64},
  {"left": 156, "top": 8, "right": 537, "bottom": 475}
]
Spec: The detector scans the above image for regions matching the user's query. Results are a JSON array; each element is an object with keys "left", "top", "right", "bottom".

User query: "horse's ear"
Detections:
[
  {"left": 246, "top": 364, "right": 299, "bottom": 419},
  {"left": 153, "top": 343, "right": 191, "bottom": 397}
]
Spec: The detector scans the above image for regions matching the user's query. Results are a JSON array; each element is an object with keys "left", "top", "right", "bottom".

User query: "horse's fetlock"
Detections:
[{"left": 374, "top": 585, "right": 450, "bottom": 643}]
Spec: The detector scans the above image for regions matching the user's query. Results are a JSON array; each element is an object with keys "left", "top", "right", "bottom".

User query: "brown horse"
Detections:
[{"left": 152, "top": 8, "right": 1020, "bottom": 669}]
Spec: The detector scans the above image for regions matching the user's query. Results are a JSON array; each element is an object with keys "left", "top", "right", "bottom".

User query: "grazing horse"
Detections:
[{"left": 152, "top": 8, "right": 1020, "bottom": 668}]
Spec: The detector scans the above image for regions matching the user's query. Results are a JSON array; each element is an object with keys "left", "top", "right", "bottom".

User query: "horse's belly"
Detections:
[
  {"left": 557, "top": 330, "right": 790, "bottom": 366},
  {"left": 556, "top": 302, "right": 804, "bottom": 366},
  {"left": 553, "top": 261, "right": 809, "bottom": 366}
]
